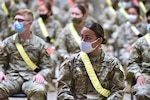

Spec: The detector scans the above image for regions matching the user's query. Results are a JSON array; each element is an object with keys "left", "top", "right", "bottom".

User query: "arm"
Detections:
[
  {"left": 107, "top": 58, "right": 125, "bottom": 100},
  {"left": 36, "top": 43, "right": 55, "bottom": 83},
  {"left": 56, "top": 27, "right": 70, "bottom": 60},
  {"left": 0, "top": 39, "right": 9, "bottom": 82},
  {"left": 126, "top": 40, "right": 142, "bottom": 82},
  {"left": 57, "top": 59, "right": 74, "bottom": 100}
]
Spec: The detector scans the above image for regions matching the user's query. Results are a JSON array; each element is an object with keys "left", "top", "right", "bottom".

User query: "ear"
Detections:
[
  {"left": 92, "top": 38, "right": 102, "bottom": 48},
  {"left": 97, "top": 38, "right": 103, "bottom": 44},
  {"left": 83, "top": 14, "right": 87, "bottom": 20},
  {"left": 28, "top": 21, "right": 32, "bottom": 25},
  {"left": 48, "top": 11, "right": 52, "bottom": 16}
]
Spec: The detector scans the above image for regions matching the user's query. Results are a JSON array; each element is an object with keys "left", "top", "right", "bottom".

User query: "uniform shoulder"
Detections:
[{"left": 103, "top": 53, "right": 120, "bottom": 70}]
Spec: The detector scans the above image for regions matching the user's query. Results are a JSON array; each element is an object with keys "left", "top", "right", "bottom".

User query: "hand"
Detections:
[
  {"left": 126, "top": 46, "right": 133, "bottom": 52},
  {"left": 33, "top": 74, "right": 45, "bottom": 84},
  {"left": 0, "top": 73, "right": 6, "bottom": 82},
  {"left": 136, "top": 75, "right": 146, "bottom": 86}
]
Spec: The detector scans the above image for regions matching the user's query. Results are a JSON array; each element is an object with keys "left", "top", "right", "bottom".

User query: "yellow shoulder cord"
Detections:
[
  {"left": 118, "top": 2, "right": 128, "bottom": 19},
  {"left": 106, "top": 0, "right": 116, "bottom": 15},
  {"left": 106, "top": 0, "right": 112, "bottom": 6},
  {"left": 139, "top": 1, "right": 147, "bottom": 14},
  {"left": 80, "top": 51, "right": 110, "bottom": 97},
  {"left": 38, "top": 17, "right": 54, "bottom": 43},
  {"left": 1, "top": 2, "right": 9, "bottom": 16},
  {"left": 69, "top": 23, "right": 80, "bottom": 45},
  {"left": 13, "top": 34, "right": 39, "bottom": 71},
  {"left": 131, "top": 25, "right": 140, "bottom": 36},
  {"left": 109, "top": 6, "right": 116, "bottom": 15},
  {"left": 11, "top": 0, "right": 15, "bottom": 5},
  {"left": 145, "top": 33, "right": 150, "bottom": 45}
]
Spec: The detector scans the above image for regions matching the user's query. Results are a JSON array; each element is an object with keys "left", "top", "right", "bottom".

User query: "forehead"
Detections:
[
  {"left": 14, "top": 15, "right": 26, "bottom": 19},
  {"left": 81, "top": 27, "right": 95, "bottom": 36},
  {"left": 147, "top": 16, "right": 150, "bottom": 19},
  {"left": 128, "top": 8, "right": 137, "bottom": 13},
  {"left": 71, "top": 7, "right": 82, "bottom": 13},
  {"left": 14, "top": 15, "right": 28, "bottom": 19},
  {"left": 39, "top": 5, "right": 47, "bottom": 10}
]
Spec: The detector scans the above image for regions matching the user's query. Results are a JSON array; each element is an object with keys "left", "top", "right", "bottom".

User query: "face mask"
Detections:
[
  {"left": 147, "top": 24, "right": 150, "bottom": 33},
  {"left": 72, "top": 18, "right": 82, "bottom": 24},
  {"left": 40, "top": 14, "right": 49, "bottom": 20},
  {"left": 127, "top": 14, "right": 137, "bottom": 23},
  {"left": 13, "top": 21, "right": 25, "bottom": 34},
  {"left": 79, "top": 39, "right": 99, "bottom": 53},
  {"left": 122, "top": 1, "right": 132, "bottom": 9}
]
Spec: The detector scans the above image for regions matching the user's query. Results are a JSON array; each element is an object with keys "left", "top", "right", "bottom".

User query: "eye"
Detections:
[
  {"left": 14, "top": 19, "right": 25, "bottom": 22},
  {"left": 85, "top": 36, "right": 91, "bottom": 40},
  {"left": 14, "top": 18, "right": 30, "bottom": 22}
]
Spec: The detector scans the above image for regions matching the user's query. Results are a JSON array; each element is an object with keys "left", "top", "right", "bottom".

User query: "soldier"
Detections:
[
  {"left": 98, "top": 0, "right": 119, "bottom": 39},
  {"left": 31, "top": 2, "right": 62, "bottom": 45},
  {"left": 113, "top": 0, "right": 133, "bottom": 26},
  {"left": 114, "top": 5, "right": 146, "bottom": 70},
  {"left": 126, "top": 8, "right": 150, "bottom": 100},
  {"left": 0, "top": 0, "right": 14, "bottom": 41},
  {"left": 31, "top": 1, "right": 62, "bottom": 80},
  {"left": 57, "top": 22, "right": 125, "bottom": 100},
  {"left": 56, "top": 4, "right": 86, "bottom": 63},
  {"left": 77, "top": 1, "right": 97, "bottom": 24},
  {"left": 0, "top": 9, "right": 54, "bottom": 100}
]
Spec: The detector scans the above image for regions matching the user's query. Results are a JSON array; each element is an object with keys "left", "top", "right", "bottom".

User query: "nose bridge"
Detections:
[
  {"left": 72, "top": 13, "right": 76, "bottom": 18},
  {"left": 81, "top": 36, "right": 86, "bottom": 41}
]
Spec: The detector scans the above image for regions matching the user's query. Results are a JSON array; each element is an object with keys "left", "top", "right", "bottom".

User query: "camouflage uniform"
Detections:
[
  {"left": 31, "top": 17, "right": 62, "bottom": 89},
  {"left": 126, "top": 34, "right": 150, "bottom": 99},
  {"left": 0, "top": 10, "right": 5, "bottom": 33},
  {"left": 31, "top": 17, "right": 62, "bottom": 46},
  {"left": 98, "top": 6, "right": 118, "bottom": 39},
  {"left": 57, "top": 49, "right": 125, "bottom": 100},
  {"left": 56, "top": 23, "right": 81, "bottom": 62},
  {"left": 85, "top": 15, "right": 97, "bottom": 24},
  {"left": 0, "top": 1, "right": 14, "bottom": 41},
  {"left": 115, "top": 21, "right": 146, "bottom": 68},
  {"left": 113, "top": 8, "right": 128, "bottom": 27},
  {"left": 9, "top": 1, "right": 27, "bottom": 18},
  {"left": 0, "top": 33, "right": 54, "bottom": 100}
]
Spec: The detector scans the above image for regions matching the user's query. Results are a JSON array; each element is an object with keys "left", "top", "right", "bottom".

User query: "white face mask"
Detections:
[
  {"left": 127, "top": 14, "right": 137, "bottom": 23},
  {"left": 79, "top": 39, "right": 99, "bottom": 53},
  {"left": 147, "top": 24, "right": 150, "bottom": 33},
  {"left": 122, "top": 1, "right": 132, "bottom": 9}
]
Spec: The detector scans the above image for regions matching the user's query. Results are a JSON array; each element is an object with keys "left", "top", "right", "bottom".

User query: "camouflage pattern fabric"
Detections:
[{"left": 57, "top": 49, "right": 125, "bottom": 100}]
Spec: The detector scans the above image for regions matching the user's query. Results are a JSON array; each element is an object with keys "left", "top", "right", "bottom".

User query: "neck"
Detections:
[
  {"left": 18, "top": 31, "right": 31, "bottom": 42},
  {"left": 89, "top": 47, "right": 100, "bottom": 55},
  {"left": 113, "top": 5, "right": 118, "bottom": 10},
  {"left": 43, "top": 17, "right": 50, "bottom": 23},
  {"left": 74, "top": 22, "right": 84, "bottom": 32},
  {"left": 131, "top": 18, "right": 140, "bottom": 25}
]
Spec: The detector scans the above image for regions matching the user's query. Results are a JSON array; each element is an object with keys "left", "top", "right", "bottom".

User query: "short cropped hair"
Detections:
[
  {"left": 15, "top": 9, "right": 33, "bottom": 21},
  {"left": 85, "top": 22, "right": 106, "bottom": 44},
  {"left": 146, "top": 8, "right": 150, "bottom": 17}
]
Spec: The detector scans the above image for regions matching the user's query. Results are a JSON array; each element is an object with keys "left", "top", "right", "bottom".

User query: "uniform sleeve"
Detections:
[
  {"left": 57, "top": 59, "right": 75, "bottom": 100},
  {"left": 0, "top": 39, "right": 9, "bottom": 73},
  {"left": 107, "top": 58, "right": 125, "bottom": 100},
  {"left": 38, "top": 43, "right": 55, "bottom": 81},
  {"left": 56, "top": 27, "right": 70, "bottom": 60},
  {"left": 126, "top": 40, "right": 142, "bottom": 81}
]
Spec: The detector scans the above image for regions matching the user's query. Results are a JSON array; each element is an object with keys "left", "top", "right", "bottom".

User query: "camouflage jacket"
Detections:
[
  {"left": 31, "top": 17, "right": 62, "bottom": 45},
  {"left": 0, "top": 33, "right": 54, "bottom": 81},
  {"left": 57, "top": 49, "right": 125, "bottom": 100},
  {"left": 56, "top": 23, "right": 81, "bottom": 60},
  {"left": 127, "top": 34, "right": 150, "bottom": 80}
]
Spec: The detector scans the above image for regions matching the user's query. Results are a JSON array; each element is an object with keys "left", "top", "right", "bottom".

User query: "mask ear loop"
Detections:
[{"left": 91, "top": 38, "right": 101, "bottom": 49}]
